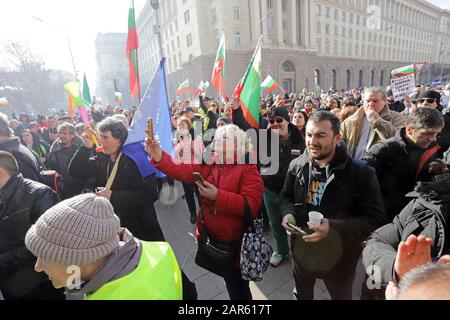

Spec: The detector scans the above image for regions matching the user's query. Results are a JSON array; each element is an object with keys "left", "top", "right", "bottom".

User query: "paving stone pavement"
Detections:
[{"left": 155, "top": 181, "right": 366, "bottom": 300}]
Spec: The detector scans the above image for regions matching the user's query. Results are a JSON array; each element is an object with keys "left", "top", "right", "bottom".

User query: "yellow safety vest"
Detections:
[{"left": 87, "top": 242, "right": 183, "bottom": 300}]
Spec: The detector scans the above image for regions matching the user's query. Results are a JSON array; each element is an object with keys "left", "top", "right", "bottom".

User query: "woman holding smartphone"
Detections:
[{"left": 146, "top": 124, "right": 264, "bottom": 300}]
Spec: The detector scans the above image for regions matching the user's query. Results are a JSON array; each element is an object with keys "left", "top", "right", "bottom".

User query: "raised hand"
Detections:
[{"left": 394, "top": 234, "right": 433, "bottom": 279}]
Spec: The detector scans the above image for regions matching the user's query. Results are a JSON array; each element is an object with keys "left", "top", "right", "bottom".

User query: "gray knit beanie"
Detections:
[{"left": 25, "top": 193, "right": 121, "bottom": 266}]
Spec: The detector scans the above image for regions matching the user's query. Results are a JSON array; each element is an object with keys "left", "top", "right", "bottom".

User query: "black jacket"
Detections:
[
  {"left": 68, "top": 147, "right": 164, "bottom": 242},
  {"left": 362, "top": 175, "right": 450, "bottom": 288},
  {"left": 388, "top": 101, "right": 405, "bottom": 113},
  {"left": 280, "top": 144, "right": 386, "bottom": 275},
  {"left": 438, "top": 112, "right": 450, "bottom": 157},
  {"left": 0, "top": 175, "right": 63, "bottom": 300},
  {"left": 363, "top": 128, "right": 443, "bottom": 221},
  {"left": 0, "top": 138, "right": 40, "bottom": 181},
  {"left": 261, "top": 124, "right": 305, "bottom": 193},
  {"left": 46, "top": 137, "right": 84, "bottom": 200}
]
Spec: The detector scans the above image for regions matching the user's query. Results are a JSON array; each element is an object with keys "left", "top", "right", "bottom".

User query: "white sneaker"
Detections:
[{"left": 269, "top": 252, "right": 288, "bottom": 267}]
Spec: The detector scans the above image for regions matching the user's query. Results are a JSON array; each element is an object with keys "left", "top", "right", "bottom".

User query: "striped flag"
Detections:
[
  {"left": 261, "top": 75, "right": 278, "bottom": 93},
  {"left": 176, "top": 79, "right": 190, "bottom": 96},
  {"left": 0, "top": 97, "right": 10, "bottom": 106},
  {"left": 127, "top": 0, "right": 140, "bottom": 99},
  {"left": 232, "top": 36, "right": 263, "bottom": 129},
  {"left": 211, "top": 31, "right": 227, "bottom": 103},
  {"left": 391, "top": 65, "right": 415, "bottom": 77}
]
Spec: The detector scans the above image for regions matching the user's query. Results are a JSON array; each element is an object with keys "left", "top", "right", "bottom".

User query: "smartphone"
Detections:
[
  {"left": 193, "top": 172, "right": 205, "bottom": 185},
  {"left": 147, "top": 117, "right": 155, "bottom": 141},
  {"left": 287, "top": 223, "right": 308, "bottom": 236}
]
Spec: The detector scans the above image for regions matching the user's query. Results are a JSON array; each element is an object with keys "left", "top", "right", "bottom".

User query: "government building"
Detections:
[{"left": 136, "top": 0, "right": 450, "bottom": 99}]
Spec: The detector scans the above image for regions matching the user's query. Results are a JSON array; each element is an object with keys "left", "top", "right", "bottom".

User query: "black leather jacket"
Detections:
[{"left": 0, "top": 174, "right": 61, "bottom": 300}]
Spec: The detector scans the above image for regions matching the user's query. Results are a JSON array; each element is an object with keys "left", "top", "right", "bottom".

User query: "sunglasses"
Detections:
[
  {"left": 269, "top": 117, "right": 284, "bottom": 124},
  {"left": 419, "top": 98, "right": 437, "bottom": 104}
]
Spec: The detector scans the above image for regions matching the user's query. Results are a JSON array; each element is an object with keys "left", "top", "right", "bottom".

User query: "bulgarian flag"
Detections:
[
  {"left": 0, "top": 97, "right": 10, "bottom": 106},
  {"left": 176, "top": 79, "right": 190, "bottom": 96},
  {"left": 232, "top": 36, "right": 263, "bottom": 129},
  {"left": 261, "top": 75, "right": 278, "bottom": 93},
  {"left": 391, "top": 64, "right": 415, "bottom": 77},
  {"left": 115, "top": 92, "right": 123, "bottom": 104},
  {"left": 127, "top": 0, "right": 140, "bottom": 100},
  {"left": 211, "top": 31, "right": 227, "bottom": 103},
  {"left": 194, "top": 81, "right": 209, "bottom": 97},
  {"left": 194, "top": 81, "right": 205, "bottom": 97}
]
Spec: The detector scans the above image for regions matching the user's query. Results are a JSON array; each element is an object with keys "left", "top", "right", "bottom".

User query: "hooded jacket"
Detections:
[{"left": 362, "top": 174, "right": 450, "bottom": 287}]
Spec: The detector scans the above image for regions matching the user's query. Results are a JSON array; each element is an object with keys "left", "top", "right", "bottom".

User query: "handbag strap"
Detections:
[
  {"left": 243, "top": 198, "right": 257, "bottom": 233},
  {"left": 105, "top": 153, "right": 122, "bottom": 190}
]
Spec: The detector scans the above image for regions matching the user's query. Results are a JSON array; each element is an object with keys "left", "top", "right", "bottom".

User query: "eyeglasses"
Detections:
[
  {"left": 269, "top": 117, "right": 284, "bottom": 124},
  {"left": 419, "top": 98, "right": 437, "bottom": 104}
]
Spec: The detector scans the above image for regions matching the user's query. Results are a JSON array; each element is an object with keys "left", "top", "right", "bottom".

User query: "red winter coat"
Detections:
[{"left": 151, "top": 152, "right": 264, "bottom": 242}]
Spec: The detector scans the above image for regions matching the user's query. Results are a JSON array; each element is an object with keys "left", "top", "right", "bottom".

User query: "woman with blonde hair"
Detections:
[{"left": 146, "top": 124, "right": 264, "bottom": 300}]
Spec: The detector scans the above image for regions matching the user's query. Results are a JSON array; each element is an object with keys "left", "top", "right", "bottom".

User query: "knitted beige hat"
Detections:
[{"left": 25, "top": 193, "right": 121, "bottom": 266}]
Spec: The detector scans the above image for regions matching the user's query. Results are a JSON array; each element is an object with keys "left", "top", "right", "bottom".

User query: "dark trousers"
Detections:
[
  {"left": 182, "top": 182, "right": 198, "bottom": 215},
  {"left": 223, "top": 269, "right": 252, "bottom": 300},
  {"left": 292, "top": 261, "right": 355, "bottom": 300}
]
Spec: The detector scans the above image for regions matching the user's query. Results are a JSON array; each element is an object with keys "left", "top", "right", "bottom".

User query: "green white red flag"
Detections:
[
  {"left": 211, "top": 31, "right": 227, "bottom": 103},
  {"left": 391, "top": 64, "right": 415, "bottom": 77},
  {"left": 176, "top": 79, "right": 190, "bottom": 96},
  {"left": 261, "top": 75, "right": 278, "bottom": 92},
  {"left": 127, "top": 0, "right": 140, "bottom": 100},
  {"left": 232, "top": 36, "right": 263, "bottom": 128},
  {"left": 0, "top": 97, "right": 10, "bottom": 106}
]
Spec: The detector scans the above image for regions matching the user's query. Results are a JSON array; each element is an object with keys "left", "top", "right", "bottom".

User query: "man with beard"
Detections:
[
  {"left": 280, "top": 111, "right": 386, "bottom": 300},
  {"left": 46, "top": 123, "right": 84, "bottom": 199}
]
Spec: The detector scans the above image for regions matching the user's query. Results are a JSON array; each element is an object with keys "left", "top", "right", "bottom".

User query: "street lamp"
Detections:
[
  {"left": 150, "top": 0, "right": 164, "bottom": 60},
  {"left": 32, "top": 16, "right": 78, "bottom": 79}
]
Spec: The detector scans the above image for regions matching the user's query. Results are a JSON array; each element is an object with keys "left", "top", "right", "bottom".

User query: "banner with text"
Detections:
[{"left": 390, "top": 74, "right": 416, "bottom": 102}]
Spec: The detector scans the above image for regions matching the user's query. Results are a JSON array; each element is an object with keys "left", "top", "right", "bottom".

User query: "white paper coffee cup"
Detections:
[{"left": 308, "top": 211, "right": 324, "bottom": 226}]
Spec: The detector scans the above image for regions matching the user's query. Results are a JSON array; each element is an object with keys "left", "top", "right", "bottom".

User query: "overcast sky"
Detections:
[{"left": 0, "top": 0, "right": 448, "bottom": 93}]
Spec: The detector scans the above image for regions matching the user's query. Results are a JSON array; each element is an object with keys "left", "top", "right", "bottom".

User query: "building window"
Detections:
[
  {"left": 267, "top": 0, "right": 272, "bottom": 9},
  {"left": 235, "top": 32, "right": 241, "bottom": 47},
  {"left": 177, "top": 36, "right": 180, "bottom": 48},
  {"left": 325, "top": 39, "right": 330, "bottom": 54},
  {"left": 334, "top": 25, "right": 338, "bottom": 36},
  {"left": 342, "top": 27, "right": 345, "bottom": 37},
  {"left": 184, "top": 10, "right": 190, "bottom": 24},
  {"left": 283, "top": 19, "right": 287, "bottom": 31},
  {"left": 326, "top": 7, "right": 330, "bottom": 18},
  {"left": 342, "top": 12, "right": 346, "bottom": 22},
  {"left": 282, "top": 0, "right": 287, "bottom": 11},
  {"left": 356, "top": 15, "right": 360, "bottom": 25},
  {"left": 334, "top": 9, "right": 338, "bottom": 19},
  {"left": 349, "top": 29, "right": 353, "bottom": 38},
  {"left": 325, "top": 24, "right": 330, "bottom": 35},
  {"left": 212, "top": 8, "right": 217, "bottom": 23},
  {"left": 267, "top": 16, "right": 273, "bottom": 29},
  {"left": 350, "top": 13, "right": 354, "bottom": 24},
  {"left": 186, "top": 33, "right": 192, "bottom": 47},
  {"left": 316, "top": 38, "right": 322, "bottom": 52},
  {"left": 233, "top": 7, "right": 240, "bottom": 21},
  {"left": 316, "top": 22, "right": 321, "bottom": 33},
  {"left": 316, "top": 4, "right": 321, "bottom": 15},
  {"left": 334, "top": 40, "right": 338, "bottom": 54}
]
